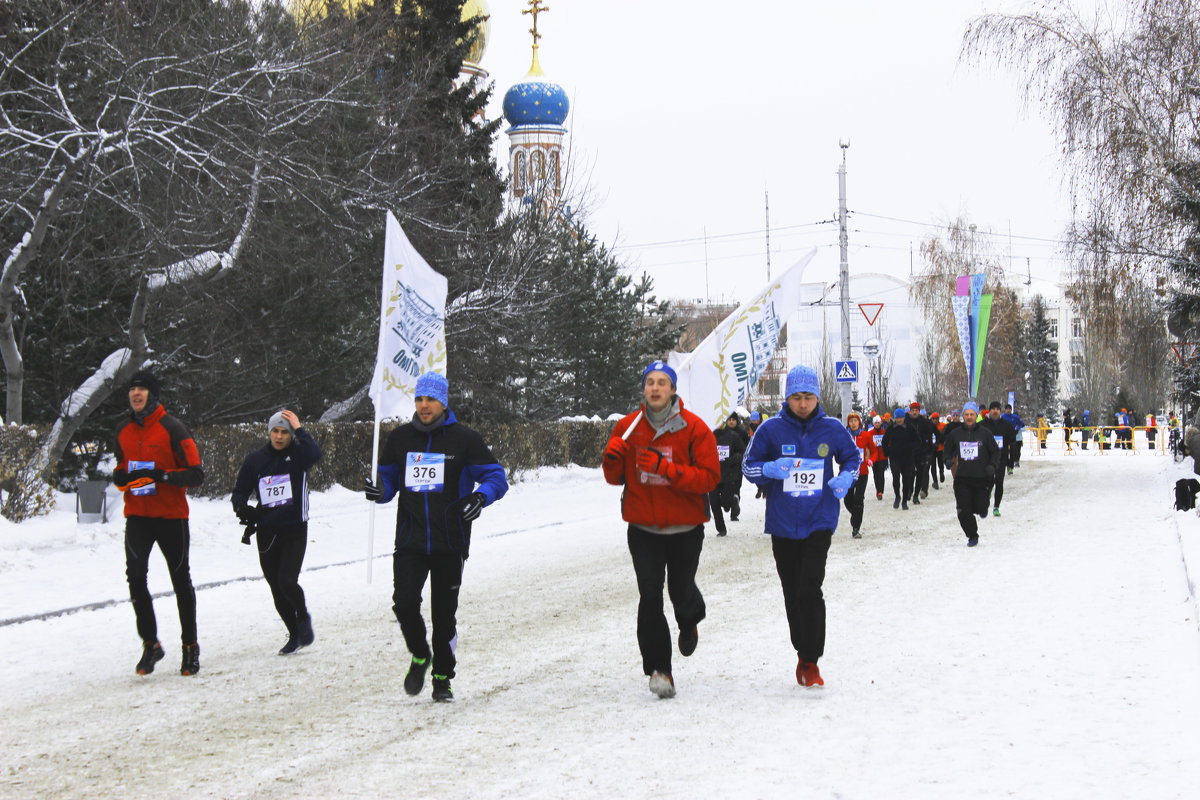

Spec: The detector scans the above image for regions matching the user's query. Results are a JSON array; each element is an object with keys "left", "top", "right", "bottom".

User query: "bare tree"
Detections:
[
  {"left": 963, "top": 1, "right": 1187, "bottom": 409},
  {"left": 910, "top": 218, "right": 1017, "bottom": 400}
]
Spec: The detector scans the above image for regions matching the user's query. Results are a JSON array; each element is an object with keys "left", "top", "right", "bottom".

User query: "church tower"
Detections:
[{"left": 502, "top": 0, "right": 569, "bottom": 211}]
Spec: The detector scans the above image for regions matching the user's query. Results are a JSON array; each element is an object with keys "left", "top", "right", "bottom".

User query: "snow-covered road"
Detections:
[{"left": 2, "top": 453, "right": 1199, "bottom": 799}]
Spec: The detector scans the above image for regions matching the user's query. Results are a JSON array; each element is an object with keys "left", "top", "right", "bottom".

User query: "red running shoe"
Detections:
[{"left": 796, "top": 659, "right": 824, "bottom": 689}]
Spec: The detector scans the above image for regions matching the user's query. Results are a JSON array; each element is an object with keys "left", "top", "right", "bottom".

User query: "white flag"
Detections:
[
  {"left": 670, "top": 250, "right": 815, "bottom": 429},
  {"left": 369, "top": 211, "right": 448, "bottom": 420}
]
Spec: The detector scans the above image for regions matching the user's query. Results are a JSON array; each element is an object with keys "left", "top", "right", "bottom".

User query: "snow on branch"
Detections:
[{"left": 59, "top": 349, "right": 142, "bottom": 418}]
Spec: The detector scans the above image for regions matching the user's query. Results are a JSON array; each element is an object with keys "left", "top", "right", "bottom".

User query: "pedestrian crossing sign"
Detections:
[{"left": 835, "top": 360, "right": 858, "bottom": 382}]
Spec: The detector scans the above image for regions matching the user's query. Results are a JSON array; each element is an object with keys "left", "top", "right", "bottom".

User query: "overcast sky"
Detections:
[{"left": 478, "top": 0, "right": 1088, "bottom": 305}]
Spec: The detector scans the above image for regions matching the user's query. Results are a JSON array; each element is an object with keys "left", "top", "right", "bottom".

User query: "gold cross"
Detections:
[{"left": 522, "top": 0, "right": 549, "bottom": 50}]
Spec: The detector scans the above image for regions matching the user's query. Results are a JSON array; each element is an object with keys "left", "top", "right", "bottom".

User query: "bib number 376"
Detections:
[{"left": 405, "top": 452, "right": 445, "bottom": 492}]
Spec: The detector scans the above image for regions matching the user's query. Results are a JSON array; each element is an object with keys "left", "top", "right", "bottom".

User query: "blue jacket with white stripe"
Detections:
[{"left": 742, "top": 404, "right": 861, "bottom": 539}]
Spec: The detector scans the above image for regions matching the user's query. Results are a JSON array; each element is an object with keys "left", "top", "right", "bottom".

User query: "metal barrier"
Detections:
[{"left": 1022, "top": 426, "right": 1165, "bottom": 455}]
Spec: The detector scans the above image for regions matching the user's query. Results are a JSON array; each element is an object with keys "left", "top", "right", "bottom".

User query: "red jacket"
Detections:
[
  {"left": 852, "top": 426, "right": 877, "bottom": 476},
  {"left": 866, "top": 424, "right": 887, "bottom": 464},
  {"left": 114, "top": 404, "right": 204, "bottom": 519},
  {"left": 602, "top": 399, "right": 720, "bottom": 529}
]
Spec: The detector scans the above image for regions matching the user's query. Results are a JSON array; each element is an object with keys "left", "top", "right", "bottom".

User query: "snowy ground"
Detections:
[{"left": 2, "top": 441, "right": 1200, "bottom": 799}]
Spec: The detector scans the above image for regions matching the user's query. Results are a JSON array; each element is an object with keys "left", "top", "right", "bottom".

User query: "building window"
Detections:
[
  {"left": 513, "top": 151, "right": 526, "bottom": 191},
  {"left": 531, "top": 150, "right": 545, "bottom": 181},
  {"left": 1071, "top": 355, "right": 1084, "bottom": 380},
  {"left": 1072, "top": 316, "right": 1083, "bottom": 339},
  {"left": 1048, "top": 318, "right": 1058, "bottom": 339}
]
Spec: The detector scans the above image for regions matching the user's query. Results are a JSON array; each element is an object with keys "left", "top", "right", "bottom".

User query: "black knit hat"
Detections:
[{"left": 129, "top": 371, "right": 161, "bottom": 397}]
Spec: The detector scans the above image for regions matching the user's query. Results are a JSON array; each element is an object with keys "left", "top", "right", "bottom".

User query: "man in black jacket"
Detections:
[
  {"left": 364, "top": 372, "right": 509, "bottom": 702},
  {"left": 711, "top": 413, "right": 747, "bottom": 534},
  {"left": 979, "top": 401, "right": 1017, "bottom": 517},
  {"left": 906, "top": 403, "right": 937, "bottom": 499},
  {"left": 944, "top": 401, "right": 1001, "bottom": 547},
  {"left": 882, "top": 408, "right": 921, "bottom": 510},
  {"left": 232, "top": 409, "right": 322, "bottom": 655}
]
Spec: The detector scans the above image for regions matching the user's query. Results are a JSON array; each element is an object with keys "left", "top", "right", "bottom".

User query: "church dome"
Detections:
[
  {"left": 502, "top": 53, "right": 569, "bottom": 127},
  {"left": 288, "top": 1, "right": 490, "bottom": 66},
  {"left": 462, "top": 0, "right": 490, "bottom": 65}
]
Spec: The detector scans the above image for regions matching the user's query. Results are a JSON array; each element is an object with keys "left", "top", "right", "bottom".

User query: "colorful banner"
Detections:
[
  {"left": 369, "top": 211, "right": 448, "bottom": 421},
  {"left": 670, "top": 249, "right": 816, "bottom": 429},
  {"left": 973, "top": 293, "right": 993, "bottom": 397},
  {"left": 952, "top": 274, "right": 991, "bottom": 398}
]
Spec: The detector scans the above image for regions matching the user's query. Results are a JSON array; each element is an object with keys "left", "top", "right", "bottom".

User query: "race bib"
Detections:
[
  {"left": 873, "top": 434, "right": 883, "bottom": 447},
  {"left": 960, "top": 442, "right": 980, "bottom": 461},
  {"left": 638, "top": 446, "right": 674, "bottom": 486},
  {"left": 405, "top": 452, "right": 445, "bottom": 492},
  {"left": 129, "top": 460, "right": 156, "bottom": 496},
  {"left": 258, "top": 474, "right": 293, "bottom": 508},
  {"left": 717, "top": 445, "right": 730, "bottom": 461},
  {"left": 993, "top": 436, "right": 1004, "bottom": 449},
  {"left": 857, "top": 447, "right": 865, "bottom": 463},
  {"left": 785, "top": 458, "right": 824, "bottom": 497}
]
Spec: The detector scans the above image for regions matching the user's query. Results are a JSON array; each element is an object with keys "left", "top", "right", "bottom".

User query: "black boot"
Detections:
[
  {"left": 136, "top": 641, "right": 165, "bottom": 675},
  {"left": 180, "top": 643, "right": 200, "bottom": 676},
  {"left": 298, "top": 613, "right": 315, "bottom": 648}
]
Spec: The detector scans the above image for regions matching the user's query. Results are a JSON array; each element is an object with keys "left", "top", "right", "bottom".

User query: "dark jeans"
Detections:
[
  {"left": 257, "top": 523, "right": 308, "bottom": 634},
  {"left": 953, "top": 476, "right": 993, "bottom": 538},
  {"left": 993, "top": 467, "right": 1005, "bottom": 508},
  {"left": 933, "top": 450, "right": 945, "bottom": 482},
  {"left": 627, "top": 525, "right": 706, "bottom": 676},
  {"left": 708, "top": 485, "right": 739, "bottom": 533},
  {"left": 915, "top": 455, "right": 931, "bottom": 495},
  {"left": 125, "top": 516, "right": 197, "bottom": 644},
  {"left": 393, "top": 551, "right": 465, "bottom": 679},
  {"left": 842, "top": 473, "right": 868, "bottom": 529},
  {"left": 891, "top": 461, "right": 915, "bottom": 501},
  {"left": 872, "top": 461, "right": 888, "bottom": 495},
  {"left": 771, "top": 531, "right": 833, "bottom": 663}
]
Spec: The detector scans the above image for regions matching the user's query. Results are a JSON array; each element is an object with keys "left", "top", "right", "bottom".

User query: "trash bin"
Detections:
[{"left": 76, "top": 479, "right": 108, "bottom": 524}]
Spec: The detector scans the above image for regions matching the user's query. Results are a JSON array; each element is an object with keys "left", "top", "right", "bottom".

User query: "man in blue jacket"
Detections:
[
  {"left": 742, "top": 365, "right": 860, "bottom": 688},
  {"left": 364, "top": 372, "right": 509, "bottom": 702}
]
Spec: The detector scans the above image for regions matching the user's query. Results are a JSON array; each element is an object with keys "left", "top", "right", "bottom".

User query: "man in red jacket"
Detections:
[
  {"left": 113, "top": 371, "right": 205, "bottom": 677},
  {"left": 602, "top": 361, "right": 720, "bottom": 699}
]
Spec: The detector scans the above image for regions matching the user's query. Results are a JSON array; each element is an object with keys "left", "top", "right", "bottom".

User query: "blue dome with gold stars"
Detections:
[{"left": 503, "top": 57, "right": 569, "bottom": 127}]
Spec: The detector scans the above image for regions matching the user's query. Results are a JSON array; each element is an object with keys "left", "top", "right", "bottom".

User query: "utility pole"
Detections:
[{"left": 837, "top": 141, "right": 852, "bottom": 420}]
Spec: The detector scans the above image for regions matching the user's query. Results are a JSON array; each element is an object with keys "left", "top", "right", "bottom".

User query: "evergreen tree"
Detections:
[{"left": 1023, "top": 296, "right": 1059, "bottom": 416}]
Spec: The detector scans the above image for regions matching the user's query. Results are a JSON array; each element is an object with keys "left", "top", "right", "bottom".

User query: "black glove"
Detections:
[
  {"left": 363, "top": 478, "right": 383, "bottom": 502},
  {"left": 456, "top": 492, "right": 486, "bottom": 522},
  {"left": 240, "top": 524, "right": 256, "bottom": 546},
  {"left": 235, "top": 504, "right": 261, "bottom": 525}
]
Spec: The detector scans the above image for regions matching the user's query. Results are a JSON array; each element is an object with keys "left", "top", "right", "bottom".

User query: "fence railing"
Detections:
[{"left": 1023, "top": 426, "right": 1177, "bottom": 455}]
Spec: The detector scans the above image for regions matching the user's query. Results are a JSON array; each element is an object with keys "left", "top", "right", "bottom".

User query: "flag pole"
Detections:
[{"left": 367, "top": 387, "right": 383, "bottom": 584}]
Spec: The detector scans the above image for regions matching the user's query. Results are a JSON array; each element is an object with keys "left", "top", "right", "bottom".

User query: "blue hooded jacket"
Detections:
[{"left": 742, "top": 403, "right": 861, "bottom": 539}]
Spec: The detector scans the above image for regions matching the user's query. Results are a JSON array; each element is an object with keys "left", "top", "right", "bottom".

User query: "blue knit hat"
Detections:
[
  {"left": 414, "top": 371, "right": 449, "bottom": 406},
  {"left": 784, "top": 365, "right": 820, "bottom": 398},
  {"left": 750, "top": 411, "right": 762, "bottom": 422},
  {"left": 894, "top": 407, "right": 905, "bottom": 419},
  {"left": 641, "top": 360, "right": 677, "bottom": 388},
  {"left": 963, "top": 400, "right": 979, "bottom": 413}
]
